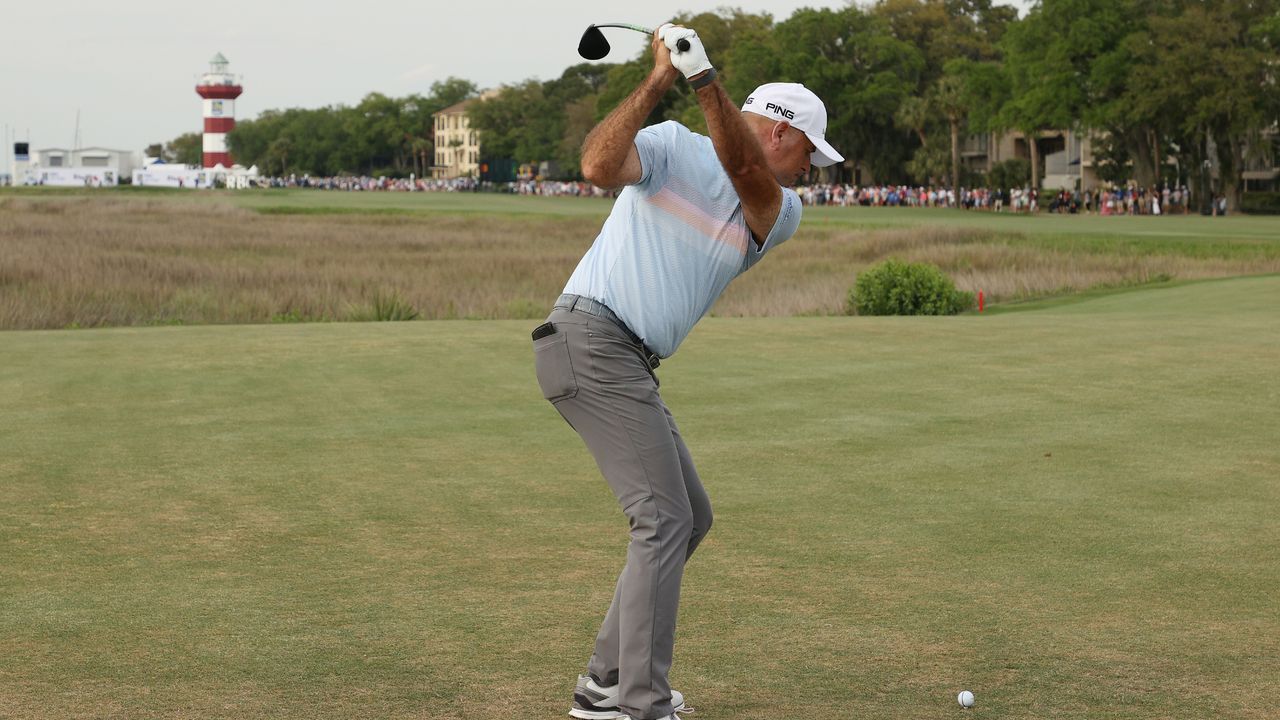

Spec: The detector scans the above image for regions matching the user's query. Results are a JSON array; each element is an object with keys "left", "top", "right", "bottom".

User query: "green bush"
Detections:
[
  {"left": 848, "top": 259, "right": 975, "bottom": 316},
  {"left": 1240, "top": 192, "right": 1280, "bottom": 215}
]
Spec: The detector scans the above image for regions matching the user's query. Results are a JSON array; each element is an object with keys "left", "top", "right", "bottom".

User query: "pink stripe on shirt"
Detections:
[{"left": 646, "top": 186, "right": 750, "bottom": 256}]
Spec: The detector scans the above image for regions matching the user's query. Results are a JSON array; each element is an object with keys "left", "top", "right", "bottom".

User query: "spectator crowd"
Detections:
[
  {"left": 247, "top": 174, "right": 1225, "bottom": 215},
  {"left": 251, "top": 174, "right": 618, "bottom": 198},
  {"left": 797, "top": 183, "right": 1205, "bottom": 215}
]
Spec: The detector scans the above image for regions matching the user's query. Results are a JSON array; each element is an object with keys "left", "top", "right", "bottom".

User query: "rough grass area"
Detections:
[
  {"left": 3, "top": 192, "right": 1280, "bottom": 329},
  {"left": 1, "top": 276, "right": 1277, "bottom": 719}
]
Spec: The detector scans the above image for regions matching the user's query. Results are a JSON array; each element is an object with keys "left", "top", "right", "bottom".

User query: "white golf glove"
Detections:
[{"left": 657, "top": 23, "right": 713, "bottom": 79}]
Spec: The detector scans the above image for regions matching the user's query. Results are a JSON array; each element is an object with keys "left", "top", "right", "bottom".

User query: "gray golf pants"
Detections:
[{"left": 533, "top": 306, "right": 712, "bottom": 720}]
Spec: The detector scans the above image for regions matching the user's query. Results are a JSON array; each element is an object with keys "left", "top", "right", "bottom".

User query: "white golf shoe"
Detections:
[{"left": 569, "top": 674, "right": 690, "bottom": 719}]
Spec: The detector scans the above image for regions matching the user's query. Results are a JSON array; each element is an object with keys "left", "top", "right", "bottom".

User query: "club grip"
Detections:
[{"left": 676, "top": 38, "right": 690, "bottom": 52}]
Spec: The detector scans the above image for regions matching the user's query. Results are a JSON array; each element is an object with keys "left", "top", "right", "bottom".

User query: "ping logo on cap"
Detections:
[
  {"left": 747, "top": 96, "right": 798, "bottom": 121},
  {"left": 765, "top": 102, "right": 795, "bottom": 120}
]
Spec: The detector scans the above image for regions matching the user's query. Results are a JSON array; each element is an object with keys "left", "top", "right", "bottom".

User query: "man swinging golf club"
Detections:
[{"left": 532, "top": 21, "right": 842, "bottom": 720}]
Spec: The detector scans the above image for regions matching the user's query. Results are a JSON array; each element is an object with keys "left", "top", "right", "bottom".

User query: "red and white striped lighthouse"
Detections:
[{"left": 195, "top": 53, "right": 243, "bottom": 168}]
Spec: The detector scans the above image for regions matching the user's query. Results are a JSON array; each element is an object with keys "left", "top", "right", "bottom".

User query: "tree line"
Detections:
[
  {"left": 153, "top": 78, "right": 477, "bottom": 177},
  {"left": 159, "top": 0, "right": 1279, "bottom": 210}
]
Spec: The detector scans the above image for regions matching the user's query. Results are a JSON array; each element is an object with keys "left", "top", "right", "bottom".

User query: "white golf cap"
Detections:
[{"left": 742, "top": 82, "right": 844, "bottom": 168}]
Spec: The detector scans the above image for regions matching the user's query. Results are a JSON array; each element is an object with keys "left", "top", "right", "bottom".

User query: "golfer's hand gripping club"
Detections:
[{"left": 658, "top": 24, "right": 713, "bottom": 80}]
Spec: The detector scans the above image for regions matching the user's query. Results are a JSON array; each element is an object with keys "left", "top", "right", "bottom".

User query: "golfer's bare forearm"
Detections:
[
  {"left": 694, "top": 77, "right": 781, "bottom": 237},
  {"left": 581, "top": 71, "right": 676, "bottom": 188}
]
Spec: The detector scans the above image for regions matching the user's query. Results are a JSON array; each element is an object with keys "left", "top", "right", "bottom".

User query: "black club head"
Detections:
[{"left": 578, "top": 25, "right": 611, "bottom": 60}]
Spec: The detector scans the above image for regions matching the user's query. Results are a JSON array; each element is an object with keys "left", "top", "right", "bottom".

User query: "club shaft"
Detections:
[
  {"left": 594, "top": 22, "right": 656, "bottom": 36},
  {"left": 591, "top": 23, "right": 692, "bottom": 51}
]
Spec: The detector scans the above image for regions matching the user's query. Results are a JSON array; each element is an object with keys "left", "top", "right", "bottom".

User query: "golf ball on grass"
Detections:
[{"left": 958, "top": 690, "right": 975, "bottom": 708}]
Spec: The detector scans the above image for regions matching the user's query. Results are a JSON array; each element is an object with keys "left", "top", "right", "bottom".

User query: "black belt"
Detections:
[{"left": 554, "top": 294, "right": 660, "bottom": 370}]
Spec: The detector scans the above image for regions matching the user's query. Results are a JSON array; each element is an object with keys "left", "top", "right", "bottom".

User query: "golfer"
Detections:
[{"left": 532, "top": 23, "right": 842, "bottom": 720}]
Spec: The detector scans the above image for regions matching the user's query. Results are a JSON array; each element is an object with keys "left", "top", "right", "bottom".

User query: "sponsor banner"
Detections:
[
  {"left": 132, "top": 164, "right": 258, "bottom": 188},
  {"left": 35, "top": 168, "right": 119, "bottom": 187},
  {"left": 132, "top": 166, "right": 209, "bottom": 188}
]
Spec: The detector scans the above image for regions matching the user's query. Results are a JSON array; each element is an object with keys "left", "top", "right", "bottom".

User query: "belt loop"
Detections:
[{"left": 568, "top": 295, "right": 580, "bottom": 312}]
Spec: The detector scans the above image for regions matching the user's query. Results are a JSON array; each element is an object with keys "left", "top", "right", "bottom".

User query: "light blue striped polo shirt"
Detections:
[{"left": 562, "top": 120, "right": 803, "bottom": 358}]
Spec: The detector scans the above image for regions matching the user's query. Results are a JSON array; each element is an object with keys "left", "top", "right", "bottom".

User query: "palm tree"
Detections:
[
  {"left": 931, "top": 75, "right": 968, "bottom": 192},
  {"left": 410, "top": 137, "right": 432, "bottom": 178},
  {"left": 267, "top": 136, "right": 293, "bottom": 177},
  {"left": 448, "top": 138, "right": 464, "bottom": 177},
  {"left": 895, "top": 95, "right": 931, "bottom": 148}
]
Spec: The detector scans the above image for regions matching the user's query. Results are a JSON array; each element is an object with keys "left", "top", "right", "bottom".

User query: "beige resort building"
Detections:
[
  {"left": 432, "top": 90, "right": 502, "bottom": 180},
  {"left": 432, "top": 99, "right": 479, "bottom": 179}
]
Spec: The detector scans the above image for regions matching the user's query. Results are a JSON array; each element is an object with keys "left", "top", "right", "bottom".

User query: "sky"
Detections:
[{"left": 1, "top": 0, "right": 1028, "bottom": 158}]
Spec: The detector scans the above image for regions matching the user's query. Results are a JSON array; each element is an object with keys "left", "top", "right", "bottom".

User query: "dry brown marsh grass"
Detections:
[
  {"left": 0, "top": 197, "right": 597, "bottom": 329},
  {"left": 2, "top": 196, "right": 1276, "bottom": 329}
]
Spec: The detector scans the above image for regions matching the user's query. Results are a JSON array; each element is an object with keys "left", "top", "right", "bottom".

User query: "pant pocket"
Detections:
[{"left": 533, "top": 331, "right": 578, "bottom": 402}]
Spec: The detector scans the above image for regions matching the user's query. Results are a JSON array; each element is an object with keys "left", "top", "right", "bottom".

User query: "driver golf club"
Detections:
[{"left": 578, "top": 23, "right": 691, "bottom": 60}]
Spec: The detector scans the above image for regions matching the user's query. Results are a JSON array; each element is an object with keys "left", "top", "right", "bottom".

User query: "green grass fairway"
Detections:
[{"left": 2, "top": 277, "right": 1278, "bottom": 719}]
